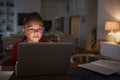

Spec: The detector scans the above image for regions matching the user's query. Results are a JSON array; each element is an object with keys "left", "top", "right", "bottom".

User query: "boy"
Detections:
[{"left": 12, "top": 12, "right": 47, "bottom": 65}]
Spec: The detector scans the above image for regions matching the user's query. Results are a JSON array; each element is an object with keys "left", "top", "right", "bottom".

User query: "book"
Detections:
[
  {"left": 78, "top": 60, "right": 120, "bottom": 75},
  {"left": 0, "top": 66, "right": 13, "bottom": 80}
]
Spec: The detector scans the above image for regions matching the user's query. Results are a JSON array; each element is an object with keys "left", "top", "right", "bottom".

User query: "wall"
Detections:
[
  {"left": 14, "top": 0, "right": 41, "bottom": 32},
  {"left": 41, "top": 0, "right": 67, "bottom": 31},
  {"left": 41, "top": 0, "right": 89, "bottom": 49},
  {"left": 97, "top": 0, "right": 120, "bottom": 40},
  {"left": 86, "top": 0, "right": 98, "bottom": 41}
]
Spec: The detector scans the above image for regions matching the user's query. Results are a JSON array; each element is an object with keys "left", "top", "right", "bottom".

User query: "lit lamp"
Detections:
[
  {"left": 114, "top": 32, "right": 120, "bottom": 44},
  {"left": 105, "top": 21, "right": 120, "bottom": 42},
  {"left": 105, "top": 21, "right": 120, "bottom": 35}
]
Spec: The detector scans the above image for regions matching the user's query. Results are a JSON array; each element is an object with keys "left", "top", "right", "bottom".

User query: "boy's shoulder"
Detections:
[{"left": 14, "top": 39, "right": 26, "bottom": 46}]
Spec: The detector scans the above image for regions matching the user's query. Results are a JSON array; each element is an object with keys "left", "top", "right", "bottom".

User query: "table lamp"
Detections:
[
  {"left": 105, "top": 21, "right": 120, "bottom": 42},
  {"left": 105, "top": 21, "right": 120, "bottom": 35}
]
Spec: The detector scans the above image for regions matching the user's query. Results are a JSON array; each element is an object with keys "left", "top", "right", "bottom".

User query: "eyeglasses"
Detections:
[{"left": 27, "top": 27, "right": 44, "bottom": 33}]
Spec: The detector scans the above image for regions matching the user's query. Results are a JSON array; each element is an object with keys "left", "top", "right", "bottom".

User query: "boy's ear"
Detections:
[{"left": 21, "top": 26, "right": 25, "bottom": 33}]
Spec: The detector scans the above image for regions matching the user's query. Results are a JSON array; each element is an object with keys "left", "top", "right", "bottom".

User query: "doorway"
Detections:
[
  {"left": 69, "top": 15, "right": 80, "bottom": 52},
  {"left": 69, "top": 15, "right": 80, "bottom": 39}
]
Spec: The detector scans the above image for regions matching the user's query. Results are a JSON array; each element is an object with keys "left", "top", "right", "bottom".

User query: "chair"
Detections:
[
  {"left": 70, "top": 53, "right": 114, "bottom": 64},
  {"left": 85, "top": 39, "right": 108, "bottom": 54},
  {"left": 0, "top": 54, "right": 12, "bottom": 65}
]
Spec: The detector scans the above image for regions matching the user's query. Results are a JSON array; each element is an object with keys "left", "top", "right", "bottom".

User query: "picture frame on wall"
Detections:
[
  {"left": 55, "top": 17, "right": 64, "bottom": 32},
  {"left": 17, "top": 13, "right": 28, "bottom": 26},
  {"left": 43, "top": 20, "right": 52, "bottom": 32}
]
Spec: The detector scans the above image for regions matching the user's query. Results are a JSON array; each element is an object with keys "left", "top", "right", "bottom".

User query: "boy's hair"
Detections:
[{"left": 23, "top": 12, "right": 44, "bottom": 26}]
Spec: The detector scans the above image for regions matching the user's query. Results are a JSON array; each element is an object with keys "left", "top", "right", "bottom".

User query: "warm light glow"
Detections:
[
  {"left": 114, "top": 31, "right": 120, "bottom": 44},
  {"left": 105, "top": 21, "right": 120, "bottom": 31},
  {"left": 105, "top": 21, "right": 120, "bottom": 42},
  {"left": 105, "top": 5, "right": 120, "bottom": 21}
]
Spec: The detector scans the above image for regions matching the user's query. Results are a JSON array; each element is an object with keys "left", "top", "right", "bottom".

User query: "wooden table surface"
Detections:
[{"left": 2, "top": 63, "right": 78, "bottom": 80}]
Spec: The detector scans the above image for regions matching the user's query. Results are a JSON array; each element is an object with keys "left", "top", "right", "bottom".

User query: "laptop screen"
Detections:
[{"left": 16, "top": 42, "right": 74, "bottom": 77}]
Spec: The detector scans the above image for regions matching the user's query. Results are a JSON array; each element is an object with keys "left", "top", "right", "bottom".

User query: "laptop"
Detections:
[{"left": 15, "top": 42, "right": 73, "bottom": 77}]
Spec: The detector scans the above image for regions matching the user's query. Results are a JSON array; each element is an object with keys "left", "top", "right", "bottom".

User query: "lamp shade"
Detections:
[{"left": 105, "top": 21, "right": 120, "bottom": 31}]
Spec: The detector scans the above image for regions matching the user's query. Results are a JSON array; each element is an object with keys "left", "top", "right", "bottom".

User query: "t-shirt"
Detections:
[{"left": 12, "top": 39, "right": 48, "bottom": 66}]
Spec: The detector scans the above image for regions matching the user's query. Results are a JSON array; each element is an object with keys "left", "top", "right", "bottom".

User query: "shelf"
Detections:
[
  {"left": 100, "top": 42, "right": 120, "bottom": 61},
  {"left": 0, "top": 1, "right": 6, "bottom": 7},
  {"left": 0, "top": 0, "right": 15, "bottom": 32}
]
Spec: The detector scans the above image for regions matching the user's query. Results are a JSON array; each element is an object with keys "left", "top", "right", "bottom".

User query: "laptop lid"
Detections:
[{"left": 16, "top": 42, "right": 73, "bottom": 77}]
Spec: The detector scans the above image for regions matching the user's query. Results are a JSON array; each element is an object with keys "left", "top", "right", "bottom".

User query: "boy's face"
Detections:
[{"left": 22, "top": 21, "right": 44, "bottom": 43}]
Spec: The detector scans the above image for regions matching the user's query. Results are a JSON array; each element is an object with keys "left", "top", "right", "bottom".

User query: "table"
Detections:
[
  {"left": 2, "top": 64, "right": 78, "bottom": 80},
  {"left": 1, "top": 63, "right": 120, "bottom": 80}
]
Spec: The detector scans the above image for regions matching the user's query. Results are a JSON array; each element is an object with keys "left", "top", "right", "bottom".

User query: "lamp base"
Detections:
[{"left": 107, "top": 35, "right": 115, "bottom": 42}]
